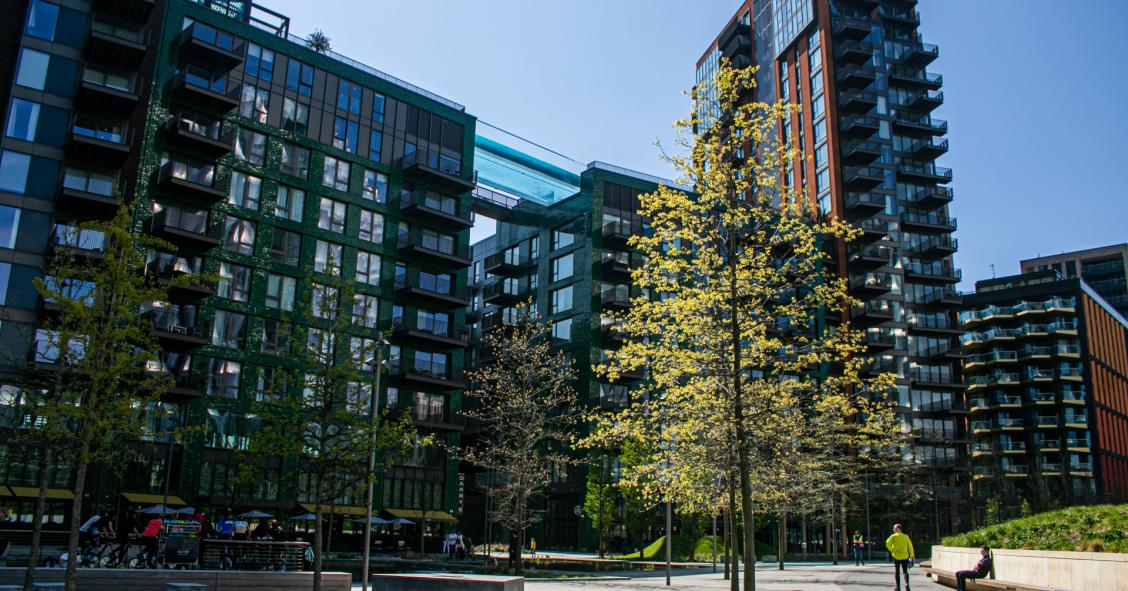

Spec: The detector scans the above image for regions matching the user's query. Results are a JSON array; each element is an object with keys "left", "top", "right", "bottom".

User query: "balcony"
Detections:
[
  {"left": 1061, "top": 390, "right": 1086, "bottom": 404},
  {"left": 1039, "top": 463, "right": 1063, "bottom": 475},
  {"left": 388, "top": 405, "right": 467, "bottom": 433},
  {"left": 602, "top": 221, "right": 641, "bottom": 246},
  {"left": 838, "top": 90, "right": 878, "bottom": 114},
  {"left": 398, "top": 150, "right": 475, "bottom": 193},
  {"left": 1036, "top": 415, "right": 1059, "bottom": 428},
  {"left": 864, "top": 329, "right": 897, "bottom": 350},
  {"left": 164, "top": 113, "right": 234, "bottom": 157},
  {"left": 480, "top": 311, "right": 514, "bottom": 333},
  {"left": 169, "top": 69, "right": 240, "bottom": 112},
  {"left": 156, "top": 159, "right": 228, "bottom": 203},
  {"left": 900, "top": 89, "right": 945, "bottom": 115},
  {"left": 482, "top": 279, "right": 530, "bottom": 307},
  {"left": 909, "top": 368, "right": 962, "bottom": 389},
  {"left": 970, "top": 421, "right": 993, "bottom": 434},
  {"left": 840, "top": 114, "right": 881, "bottom": 139},
  {"left": 91, "top": 0, "right": 155, "bottom": 22},
  {"left": 400, "top": 191, "right": 473, "bottom": 230},
  {"left": 1029, "top": 391, "right": 1056, "bottom": 404},
  {"left": 1002, "top": 465, "right": 1028, "bottom": 477},
  {"left": 1001, "top": 441, "right": 1026, "bottom": 452},
  {"left": 998, "top": 418, "right": 1024, "bottom": 430},
  {"left": 900, "top": 42, "right": 939, "bottom": 66},
  {"left": 394, "top": 275, "right": 469, "bottom": 309},
  {"left": 964, "top": 350, "right": 1017, "bottom": 369},
  {"left": 893, "top": 112, "right": 949, "bottom": 136},
  {"left": 397, "top": 232, "right": 471, "bottom": 269},
  {"left": 996, "top": 395, "right": 1023, "bottom": 408},
  {"left": 144, "top": 256, "right": 212, "bottom": 301},
  {"left": 908, "top": 137, "right": 949, "bottom": 160},
  {"left": 879, "top": 6, "right": 921, "bottom": 25},
  {"left": 1048, "top": 321, "right": 1079, "bottom": 336},
  {"left": 85, "top": 15, "right": 148, "bottom": 68},
  {"left": 57, "top": 171, "right": 123, "bottom": 215},
  {"left": 1065, "top": 438, "right": 1090, "bottom": 451},
  {"left": 1064, "top": 415, "right": 1088, "bottom": 428},
  {"left": 388, "top": 359, "right": 465, "bottom": 389},
  {"left": 1038, "top": 439, "right": 1061, "bottom": 451},
  {"left": 901, "top": 212, "right": 957, "bottom": 233},
  {"left": 855, "top": 217, "right": 889, "bottom": 244},
  {"left": 905, "top": 235, "right": 957, "bottom": 260},
  {"left": 835, "top": 39, "right": 874, "bottom": 64},
  {"left": 890, "top": 65, "right": 943, "bottom": 90},
  {"left": 391, "top": 315, "right": 466, "bottom": 349},
  {"left": 601, "top": 251, "right": 636, "bottom": 279},
  {"left": 850, "top": 299, "right": 895, "bottom": 326},
  {"left": 49, "top": 226, "right": 106, "bottom": 263},
  {"left": 1026, "top": 368, "right": 1055, "bottom": 382},
  {"left": 849, "top": 272, "right": 893, "bottom": 296},
  {"left": 906, "top": 187, "right": 954, "bottom": 214},
  {"left": 904, "top": 263, "right": 961, "bottom": 284},
  {"left": 66, "top": 116, "right": 132, "bottom": 168},
  {"left": 848, "top": 244, "right": 893, "bottom": 270},
  {"left": 602, "top": 322, "right": 630, "bottom": 347},
  {"left": 165, "top": 372, "right": 205, "bottom": 398},
  {"left": 76, "top": 67, "right": 140, "bottom": 117},
  {"left": 601, "top": 286, "right": 634, "bottom": 310},
  {"left": 842, "top": 141, "right": 883, "bottom": 166},
  {"left": 484, "top": 250, "right": 532, "bottom": 277},
  {"left": 148, "top": 207, "right": 222, "bottom": 250},
  {"left": 843, "top": 166, "right": 885, "bottom": 190},
  {"left": 177, "top": 21, "right": 245, "bottom": 70},
  {"left": 836, "top": 64, "right": 877, "bottom": 88},
  {"left": 832, "top": 16, "right": 871, "bottom": 40},
  {"left": 718, "top": 20, "right": 751, "bottom": 59},
  {"left": 141, "top": 309, "right": 208, "bottom": 349}
]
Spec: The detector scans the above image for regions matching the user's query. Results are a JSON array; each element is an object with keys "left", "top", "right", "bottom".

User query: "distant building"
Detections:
[
  {"left": 960, "top": 270, "right": 1128, "bottom": 517},
  {"left": 1021, "top": 244, "right": 1128, "bottom": 317}
]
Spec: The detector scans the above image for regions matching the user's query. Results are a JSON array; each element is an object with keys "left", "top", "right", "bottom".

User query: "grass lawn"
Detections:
[{"left": 942, "top": 504, "right": 1128, "bottom": 553}]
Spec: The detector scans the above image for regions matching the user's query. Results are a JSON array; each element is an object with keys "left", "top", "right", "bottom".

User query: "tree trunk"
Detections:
[
  {"left": 801, "top": 514, "right": 807, "bottom": 562},
  {"left": 723, "top": 504, "right": 730, "bottom": 580},
  {"left": 824, "top": 520, "right": 832, "bottom": 562},
  {"left": 839, "top": 494, "right": 848, "bottom": 562},
  {"left": 23, "top": 447, "right": 51, "bottom": 591},
  {"left": 728, "top": 484, "right": 739, "bottom": 591},
  {"left": 777, "top": 510, "right": 786, "bottom": 570},
  {"left": 325, "top": 513, "right": 333, "bottom": 554},
  {"left": 312, "top": 478, "right": 324, "bottom": 591},
  {"left": 729, "top": 225, "right": 754, "bottom": 591},
  {"left": 63, "top": 445, "right": 89, "bottom": 591}
]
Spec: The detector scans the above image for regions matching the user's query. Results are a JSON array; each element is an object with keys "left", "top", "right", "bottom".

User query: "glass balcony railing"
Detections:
[
  {"left": 1038, "top": 439, "right": 1061, "bottom": 450},
  {"left": 1001, "top": 441, "right": 1026, "bottom": 452},
  {"left": 1036, "top": 415, "right": 1058, "bottom": 427},
  {"left": 998, "top": 418, "right": 1024, "bottom": 428},
  {"left": 1066, "top": 438, "right": 1090, "bottom": 448}
]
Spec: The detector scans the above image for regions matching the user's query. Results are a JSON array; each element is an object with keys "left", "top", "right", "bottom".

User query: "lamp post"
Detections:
[{"left": 361, "top": 337, "right": 388, "bottom": 591}]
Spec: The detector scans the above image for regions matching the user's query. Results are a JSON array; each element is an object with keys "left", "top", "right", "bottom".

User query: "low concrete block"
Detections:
[
  {"left": 166, "top": 584, "right": 209, "bottom": 591},
  {"left": 33, "top": 584, "right": 64, "bottom": 591},
  {"left": 371, "top": 573, "right": 523, "bottom": 591}
]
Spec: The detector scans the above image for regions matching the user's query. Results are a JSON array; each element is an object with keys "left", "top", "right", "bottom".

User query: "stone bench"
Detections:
[
  {"left": 924, "top": 566, "right": 1065, "bottom": 591},
  {"left": 370, "top": 573, "right": 523, "bottom": 591}
]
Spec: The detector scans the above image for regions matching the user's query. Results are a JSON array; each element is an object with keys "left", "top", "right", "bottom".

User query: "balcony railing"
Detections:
[
  {"left": 1065, "top": 438, "right": 1090, "bottom": 448},
  {"left": 901, "top": 212, "right": 957, "bottom": 231}
]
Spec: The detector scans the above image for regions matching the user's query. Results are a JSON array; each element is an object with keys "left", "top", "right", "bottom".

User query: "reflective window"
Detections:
[
  {"left": 0, "top": 207, "right": 19, "bottom": 248},
  {"left": 0, "top": 151, "right": 31, "bottom": 194},
  {"left": 245, "top": 44, "right": 274, "bottom": 81},
  {"left": 275, "top": 185, "right": 304, "bottom": 222},
  {"left": 280, "top": 142, "right": 310, "bottom": 178},
  {"left": 281, "top": 98, "right": 308, "bottom": 135},
  {"left": 318, "top": 197, "right": 346, "bottom": 233},
  {"left": 368, "top": 131, "right": 382, "bottom": 162},
  {"left": 358, "top": 210, "right": 383, "bottom": 244},
  {"left": 322, "top": 156, "right": 349, "bottom": 191},
  {"left": 356, "top": 251, "right": 381, "bottom": 285},
  {"left": 333, "top": 117, "right": 358, "bottom": 154},
  {"left": 265, "top": 274, "right": 296, "bottom": 311},
  {"left": 336, "top": 79, "right": 361, "bottom": 114},
  {"left": 15, "top": 49, "right": 49, "bottom": 90},
  {"left": 239, "top": 84, "right": 269, "bottom": 123},
  {"left": 362, "top": 169, "right": 387, "bottom": 202},
  {"left": 286, "top": 59, "right": 313, "bottom": 95},
  {"left": 217, "top": 262, "right": 250, "bottom": 302},
  {"left": 372, "top": 94, "right": 385, "bottom": 124},
  {"left": 235, "top": 128, "right": 266, "bottom": 164},
  {"left": 223, "top": 216, "right": 256, "bottom": 255},
  {"left": 228, "top": 171, "right": 262, "bottom": 210},
  {"left": 26, "top": 0, "right": 58, "bottom": 40},
  {"left": 5, "top": 99, "right": 40, "bottom": 141}
]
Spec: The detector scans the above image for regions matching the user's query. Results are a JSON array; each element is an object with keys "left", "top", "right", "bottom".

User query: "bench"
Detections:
[
  {"left": 370, "top": 573, "right": 523, "bottom": 591},
  {"left": 165, "top": 584, "right": 208, "bottom": 591},
  {"left": 923, "top": 566, "right": 1066, "bottom": 591}
]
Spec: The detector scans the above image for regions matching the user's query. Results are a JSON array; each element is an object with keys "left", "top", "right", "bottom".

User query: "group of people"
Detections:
[
  {"left": 852, "top": 523, "right": 992, "bottom": 591},
  {"left": 441, "top": 531, "right": 472, "bottom": 559}
]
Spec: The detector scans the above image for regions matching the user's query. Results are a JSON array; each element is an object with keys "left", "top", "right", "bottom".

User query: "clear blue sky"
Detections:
[{"left": 264, "top": 0, "right": 1128, "bottom": 289}]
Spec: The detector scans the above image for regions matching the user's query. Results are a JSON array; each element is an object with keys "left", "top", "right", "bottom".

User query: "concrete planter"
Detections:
[{"left": 931, "top": 545, "right": 1128, "bottom": 591}]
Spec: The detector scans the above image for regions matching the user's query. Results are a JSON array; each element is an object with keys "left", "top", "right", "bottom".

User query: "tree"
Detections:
[
  {"left": 583, "top": 458, "right": 616, "bottom": 557},
  {"left": 582, "top": 62, "right": 901, "bottom": 591},
  {"left": 461, "top": 303, "right": 578, "bottom": 574},
  {"left": 246, "top": 256, "right": 413, "bottom": 591},
  {"left": 17, "top": 207, "right": 174, "bottom": 591},
  {"left": 305, "top": 30, "right": 331, "bottom": 53}
]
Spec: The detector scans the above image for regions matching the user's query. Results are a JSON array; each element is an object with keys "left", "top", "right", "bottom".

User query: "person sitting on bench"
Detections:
[{"left": 956, "top": 546, "right": 993, "bottom": 591}]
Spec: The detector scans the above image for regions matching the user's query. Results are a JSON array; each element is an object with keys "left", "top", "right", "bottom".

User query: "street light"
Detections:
[{"left": 360, "top": 336, "right": 389, "bottom": 591}]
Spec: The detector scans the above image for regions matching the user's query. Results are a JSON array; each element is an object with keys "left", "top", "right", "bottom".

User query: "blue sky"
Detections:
[{"left": 264, "top": 0, "right": 1128, "bottom": 289}]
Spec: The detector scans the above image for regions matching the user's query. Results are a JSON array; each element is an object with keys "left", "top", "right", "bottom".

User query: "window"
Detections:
[
  {"left": 212, "top": 310, "right": 247, "bottom": 349},
  {"left": 256, "top": 366, "right": 283, "bottom": 402},
  {"left": 333, "top": 117, "right": 359, "bottom": 154},
  {"left": 281, "top": 98, "right": 309, "bottom": 135},
  {"left": 552, "top": 229, "right": 574, "bottom": 250},
  {"left": 322, "top": 156, "right": 349, "bottom": 191},
  {"left": 0, "top": 207, "right": 19, "bottom": 249},
  {"left": 529, "top": 236, "right": 539, "bottom": 260},
  {"left": 815, "top": 143, "right": 828, "bottom": 169},
  {"left": 421, "top": 229, "right": 455, "bottom": 255},
  {"left": 280, "top": 142, "right": 309, "bottom": 178},
  {"left": 318, "top": 197, "right": 346, "bottom": 233},
  {"left": 16, "top": 49, "right": 49, "bottom": 90},
  {"left": 816, "top": 169, "right": 829, "bottom": 193},
  {"left": 356, "top": 251, "right": 381, "bottom": 285},
  {"left": 5, "top": 99, "right": 39, "bottom": 141},
  {"left": 551, "top": 286, "right": 573, "bottom": 314},
  {"left": 0, "top": 262, "right": 10, "bottom": 305},
  {"left": 314, "top": 240, "right": 342, "bottom": 275},
  {"left": 62, "top": 168, "right": 115, "bottom": 197},
  {"left": 368, "top": 131, "right": 382, "bottom": 162},
  {"left": 239, "top": 85, "right": 269, "bottom": 124},
  {"left": 270, "top": 229, "right": 300, "bottom": 266},
  {"left": 353, "top": 294, "right": 379, "bottom": 328},
  {"left": 228, "top": 171, "right": 261, "bottom": 210},
  {"left": 372, "top": 93, "right": 385, "bottom": 124},
  {"left": 0, "top": 151, "right": 31, "bottom": 194},
  {"left": 261, "top": 319, "right": 289, "bottom": 356},
  {"left": 358, "top": 210, "right": 383, "bottom": 244},
  {"left": 285, "top": 59, "right": 313, "bottom": 95},
  {"left": 223, "top": 216, "right": 255, "bottom": 255},
  {"left": 552, "top": 254, "right": 573, "bottom": 282},
  {"left": 206, "top": 358, "right": 241, "bottom": 398},
  {"left": 26, "top": 0, "right": 58, "bottom": 40},
  {"left": 310, "top": 283, "right": 338, "bottom": 319},
  {"left": 553, "top": 317, "right": 572, "bottom": 341},
  {"left": 235, "top": 128, "right": 266, "bottom": 164},
  {"left": 274, "top": 185, "right": 304, "bottom": 222},
  {"left": 264, "top": 274, "right": 296, "bottom": 311},
  {"left": 217, "top": 262, "right": 250, "bottom": 302},
  {"left": 813, "top": 119, "right": 826, "bottom": 143},
  {"left": 336, "top": 79, "right": 361, "bottom": 114},
  {"left": 362, "top": 170, "right": 387, "bottom": 202},
  {"left": 245, "top": 44, "right": 274, "bottom": 81}
]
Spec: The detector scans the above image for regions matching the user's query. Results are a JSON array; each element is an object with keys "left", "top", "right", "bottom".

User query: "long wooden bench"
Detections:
[{"left": 922, "top": 566, "right": 1067, "bottom": 591}]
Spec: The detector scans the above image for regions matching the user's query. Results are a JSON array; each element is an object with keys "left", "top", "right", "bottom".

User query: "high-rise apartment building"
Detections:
[
  {"left": 961, "top": 270, "right": 1128, "bottom": 516},
  {"left": 0, "top": 0, "right": 473, "bottom": 535},
  {"left": 1021, "top": 244, "right": 1128, "bottom": 317},
  {"left": 697, "top": 0, "right": 966, "bottom": 540}
]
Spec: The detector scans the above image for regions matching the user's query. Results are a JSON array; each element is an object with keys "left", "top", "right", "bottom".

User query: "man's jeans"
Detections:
[
  {"left": 894, "top": 558, "right": 911, "bottom": 590},
  {"left": 956, "top": 569, "right": 985, "bottom": 591},
  {"left": 853, "top": 546, "right": 864, "bottom": 565}
]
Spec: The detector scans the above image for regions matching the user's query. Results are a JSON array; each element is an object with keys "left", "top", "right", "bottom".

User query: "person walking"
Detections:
[
  {"left": 956, "top": 546, "right": 993, "bottom": 591},
  {"left": 852, "top": 530, "right": 866, "bottom": 566},
  {"left": 885, "top": 523, "right": 915, "bottom": 591},
  {"left": 529, "top": 537, "right": 537, "bottom": 559}
]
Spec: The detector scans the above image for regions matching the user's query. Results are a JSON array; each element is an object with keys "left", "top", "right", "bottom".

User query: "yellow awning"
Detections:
[
  {"left": 121, "top": 492, "right": 187, "bottom": 506},
  {"left": 299, "top": 503, "right": 367, "bottom": 516},
  {"left": 386, "top": 508, "right": 458, "bottom": 523},
  {"left": 0, "top": 486, "right": 12, "bottom": 497},
  {"left": 8, "top": 486, "right": 74, "bottom": 500}
]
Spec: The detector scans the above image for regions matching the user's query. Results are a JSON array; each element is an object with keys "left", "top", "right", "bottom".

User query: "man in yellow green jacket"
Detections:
[{"left": 885, "top": 523, "right": 915, "bottom": 591}]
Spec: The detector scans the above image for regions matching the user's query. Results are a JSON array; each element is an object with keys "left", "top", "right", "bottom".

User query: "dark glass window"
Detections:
[
  {"left": 372, "top": 93, "right": 385, "bottom": 124},
  {"left": 285, "top": 59, "right": 313, "bottom": 96}
]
